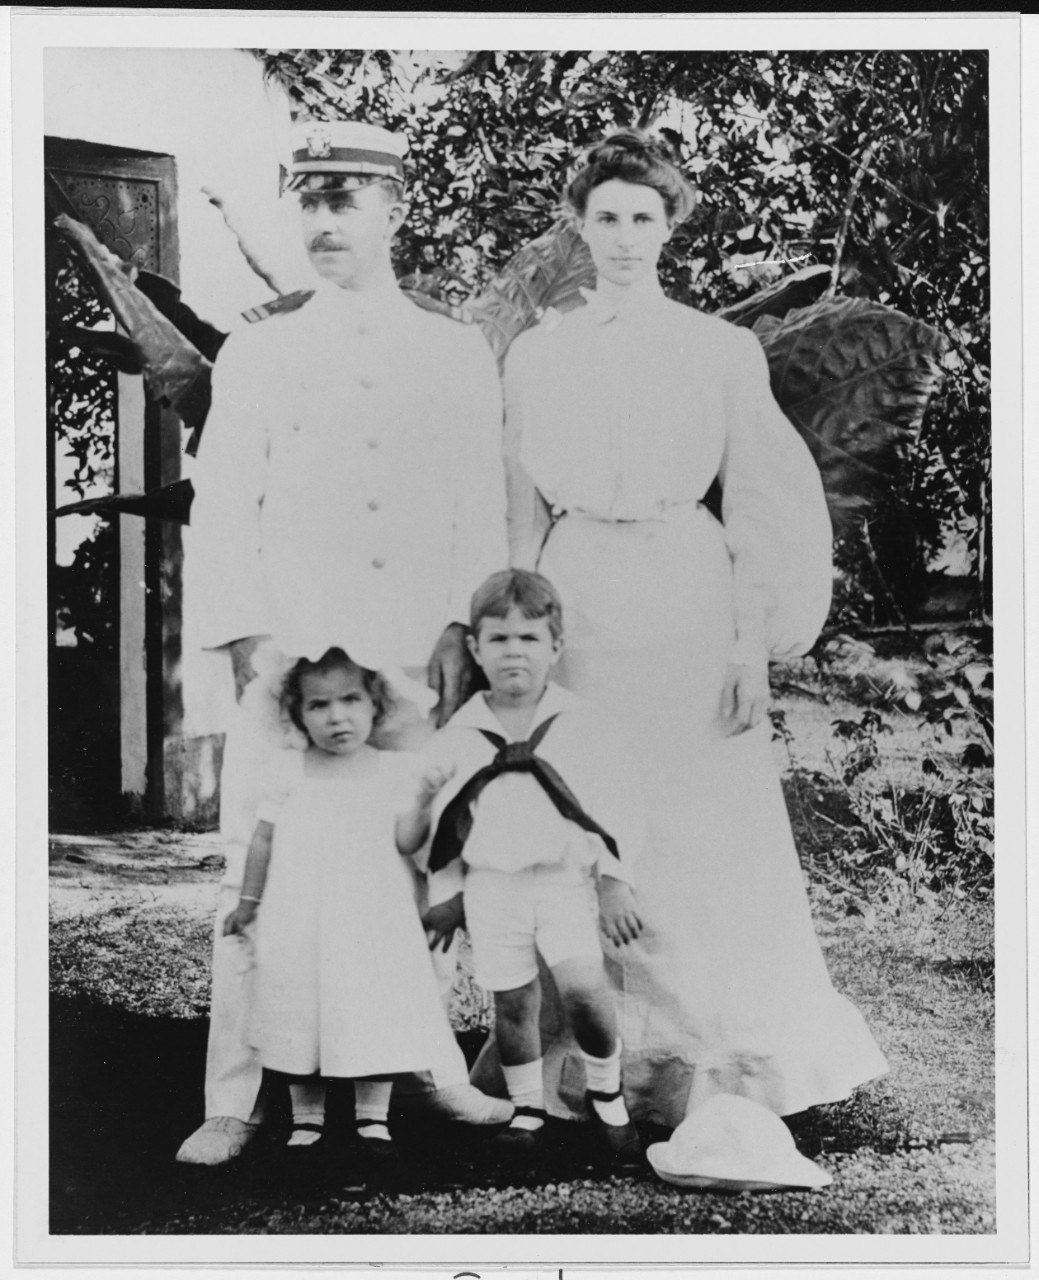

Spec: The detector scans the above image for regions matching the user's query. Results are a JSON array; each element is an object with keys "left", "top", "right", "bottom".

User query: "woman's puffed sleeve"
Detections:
[
  {"left": 718, "top": 327, "right": 833, "bottom": 663},
  {"left": 182, "top": 326, "right": 274, "bottom": 651},
  {"left": 254, "top": 747, "right": 303, "bottom": 825},
  {"left": 503, "top": 335, "right": 554, "bottom": 571}
]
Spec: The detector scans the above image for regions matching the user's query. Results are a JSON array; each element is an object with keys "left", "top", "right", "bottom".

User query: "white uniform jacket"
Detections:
[
  {"left": 184, "top": 280, "right": 508, "bottom": 703},
  {"left": 418, "top": 683, "right": 646, "bottom": 907}
]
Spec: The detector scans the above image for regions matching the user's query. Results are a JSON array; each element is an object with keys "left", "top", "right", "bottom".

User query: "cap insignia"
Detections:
[{"left": 305, "top": 124, "right": 333, "bottom": 159}]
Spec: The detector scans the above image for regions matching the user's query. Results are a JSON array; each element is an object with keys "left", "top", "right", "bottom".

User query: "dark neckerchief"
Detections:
[{"left": 428, "top": 712, "right": 620, "bottom": 873}]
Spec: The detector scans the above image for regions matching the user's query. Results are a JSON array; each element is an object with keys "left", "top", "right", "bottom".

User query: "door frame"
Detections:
[{"left": 45, "top": 136, "right": 183, "bottom": 822}]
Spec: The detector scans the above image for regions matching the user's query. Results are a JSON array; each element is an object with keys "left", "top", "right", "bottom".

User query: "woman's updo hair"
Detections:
[{"left": 566, "top": 129, "right": 697, "bottom": 226}]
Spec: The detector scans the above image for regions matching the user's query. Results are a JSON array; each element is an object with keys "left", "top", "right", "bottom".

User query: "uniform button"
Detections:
[
  {"left": 372, "top": 556, "right": 385, "bottom": 569},
  {"left": 366, "top": 437, "right": 379, "bottom": 449},
  {"left": 360, "top": 376, "right": 374, "bottom": 390},
  {"left": 367, "top": 498, "right": 380, "bottom": 511}
]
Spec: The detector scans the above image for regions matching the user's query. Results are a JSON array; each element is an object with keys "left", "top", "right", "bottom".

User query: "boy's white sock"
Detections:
[
  {"left": 502, "top": 1059, "right": 546, "bottom": 1131},
  {"left": 355, "top": 1079, "right": 393, "bottom": 1143},
  {"left": 287, "top": 1081, "right": 325, "bottom": 1147},
  {"left": 581, "top": 1040, "right": 631, "bottom": 1126}
]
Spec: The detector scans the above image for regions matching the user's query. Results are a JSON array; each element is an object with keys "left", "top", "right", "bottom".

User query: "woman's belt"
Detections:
[{"left": 553, "top": 495, "right": 704, "bottom": 525}]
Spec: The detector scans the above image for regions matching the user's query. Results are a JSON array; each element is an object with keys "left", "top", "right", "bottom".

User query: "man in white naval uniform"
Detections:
[{"left": 177, "top": 122, "right": 512, "bottom": 1165}]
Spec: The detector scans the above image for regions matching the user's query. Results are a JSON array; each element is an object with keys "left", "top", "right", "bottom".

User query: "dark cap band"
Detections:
[{"left": 290, "top": 145, "right": 405, "bottom": 180}]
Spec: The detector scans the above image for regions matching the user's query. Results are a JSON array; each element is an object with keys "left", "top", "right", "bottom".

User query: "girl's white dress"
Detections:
[
  {"left": 500, "top": 282, "right": 889, "bottom": 1128},
  {"left": 249, "top": 746, "right": 459, "bottom": 1080}
]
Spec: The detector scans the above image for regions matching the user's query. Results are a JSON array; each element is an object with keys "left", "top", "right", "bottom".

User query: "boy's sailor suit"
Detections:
[
  {"left": 419, "top": 681, "right": 646, "bottom": 1111},
  {"left": 419, "top": 682, "right": 646, "bottom": 949}
]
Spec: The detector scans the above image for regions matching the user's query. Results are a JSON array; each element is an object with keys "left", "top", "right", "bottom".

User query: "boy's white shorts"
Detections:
[{"left": 464, "top": 862, "right": 602, "bottom": 992}]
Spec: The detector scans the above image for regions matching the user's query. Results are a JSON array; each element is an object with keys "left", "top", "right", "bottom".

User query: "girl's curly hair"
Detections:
[{"left": 281, "top": 648, "right": 395, "bottom": 737}]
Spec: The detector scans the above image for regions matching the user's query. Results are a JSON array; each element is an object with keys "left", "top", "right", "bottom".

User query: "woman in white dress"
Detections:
[{"left": 501, "top": 131, "right": 888, "bottom": 1130}]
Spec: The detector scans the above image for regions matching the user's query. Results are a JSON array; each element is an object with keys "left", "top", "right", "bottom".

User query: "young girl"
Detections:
[{"left": 223, "top": 647, "right": 461, "bottom": 1163}]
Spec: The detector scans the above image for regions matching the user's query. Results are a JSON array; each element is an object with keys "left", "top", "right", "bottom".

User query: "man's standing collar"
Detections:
[{"left": 310, "top": 277, "right": 409, "bottom": 319}]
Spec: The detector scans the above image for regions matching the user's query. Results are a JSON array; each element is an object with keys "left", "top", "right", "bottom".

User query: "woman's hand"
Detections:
[
  {"left": 599, "top": 877, "right": 643, "bottom": 947},
  {"left": 720, "top": 661, "right": 770, "bottom": 735},
  {"left": 223, "top": 899, "right": 259, "bottom": 936}
]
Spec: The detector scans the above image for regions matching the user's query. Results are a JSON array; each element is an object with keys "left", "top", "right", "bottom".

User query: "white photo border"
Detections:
[{"left": 8, "top": 9, "right": 1030, "bottom": 1274}]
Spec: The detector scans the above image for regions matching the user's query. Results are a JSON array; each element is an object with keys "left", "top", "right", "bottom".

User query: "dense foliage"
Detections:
[
  {"left": 47, "top": 237, "right": 119, "bottom": 655},
  {"left": 257, "top": 48, "right": 989, "bottom": 626}
]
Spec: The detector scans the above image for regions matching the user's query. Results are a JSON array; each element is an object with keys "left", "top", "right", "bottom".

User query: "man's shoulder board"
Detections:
[{"left": 241, "top": 289, "right": 316, "bottom": 325}]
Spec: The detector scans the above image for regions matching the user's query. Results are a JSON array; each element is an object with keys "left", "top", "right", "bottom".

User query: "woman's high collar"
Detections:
[{"left": 579, "top": 275, "right": 668, "bottom": 324}]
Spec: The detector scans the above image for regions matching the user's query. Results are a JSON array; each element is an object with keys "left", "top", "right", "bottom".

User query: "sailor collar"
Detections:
[{"left": 449, "top": 683, "right": 583, "bottom": 741}]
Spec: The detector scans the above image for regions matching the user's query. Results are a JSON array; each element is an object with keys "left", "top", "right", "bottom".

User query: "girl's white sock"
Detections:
[
  {"left": 355, "top": 1079, "right": 393, "bottom": 1143},
  {"left": 502, "top": 1058, "right": 546, "bottom": 1131},
  {"left": 581, "top": 1040, "right": 631, "bottom": 1126},
  {"left": 287, "top": 1081, "right": 325, "bottom": 1147}
]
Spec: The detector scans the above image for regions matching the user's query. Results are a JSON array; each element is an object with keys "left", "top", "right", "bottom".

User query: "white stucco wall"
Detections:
[{"left": 44, "top": 47, "right": 314, "bottom": 333}]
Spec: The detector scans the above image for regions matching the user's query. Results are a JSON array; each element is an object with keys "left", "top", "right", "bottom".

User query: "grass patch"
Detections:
[{"left": 50, "top": 902, "right": 214, "bottom": 1019}]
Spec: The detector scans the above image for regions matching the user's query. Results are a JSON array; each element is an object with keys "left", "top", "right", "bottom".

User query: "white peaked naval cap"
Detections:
[
  {"left": 646, "top": 1093, "right": 834, "bottom": 1191},
  {"left": 288, "top": 121, "right": 408, "bottom": 188}
]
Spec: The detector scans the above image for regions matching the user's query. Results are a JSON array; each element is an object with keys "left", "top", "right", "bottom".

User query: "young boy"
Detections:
[{"left": 396, "top": 569, "right": 646, "bottom": 1164}]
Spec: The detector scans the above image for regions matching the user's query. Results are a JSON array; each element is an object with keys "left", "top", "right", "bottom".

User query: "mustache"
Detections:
[{"left": 307, "top": 235, "right": 346, "bottom": 252}]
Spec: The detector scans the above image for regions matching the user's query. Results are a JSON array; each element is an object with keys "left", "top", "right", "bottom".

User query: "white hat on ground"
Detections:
[{"left": 646, "top": 1093, "right": 833, "bottom": 1192}]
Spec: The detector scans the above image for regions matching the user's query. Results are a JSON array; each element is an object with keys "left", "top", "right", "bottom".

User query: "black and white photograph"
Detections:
[{"left": 10, "top": 10, "right": 1030, "bottom": 1270}]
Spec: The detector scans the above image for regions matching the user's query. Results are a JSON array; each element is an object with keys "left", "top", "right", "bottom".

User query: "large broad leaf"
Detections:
[
  {"left": 52, "top": 213, "right": 213, "bottom": 426},
  {"left": 753, "top": 297, "right": 949, "bottom": 537},
  {"left": 715, "top": 263, "right": 831, "bottom": 328},
  {"left": 465, "top": 219, "right": 596, "bottom": 366},
  {"left": 133, "top": 270, "right": 227, "bottom": 362}
]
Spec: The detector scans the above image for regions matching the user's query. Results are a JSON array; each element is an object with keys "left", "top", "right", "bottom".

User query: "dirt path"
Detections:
[{"left": 49, "top": 831, "right": 225, "bottom": 919}]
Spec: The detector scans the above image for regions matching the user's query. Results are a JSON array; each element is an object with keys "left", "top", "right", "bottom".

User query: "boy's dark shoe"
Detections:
[
  {"left": 586, "top": 1089, "right": 644, "bottom": 1169},
  {"left": 492, "top": 1106, "right": 547, "bottom": 1160}
]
